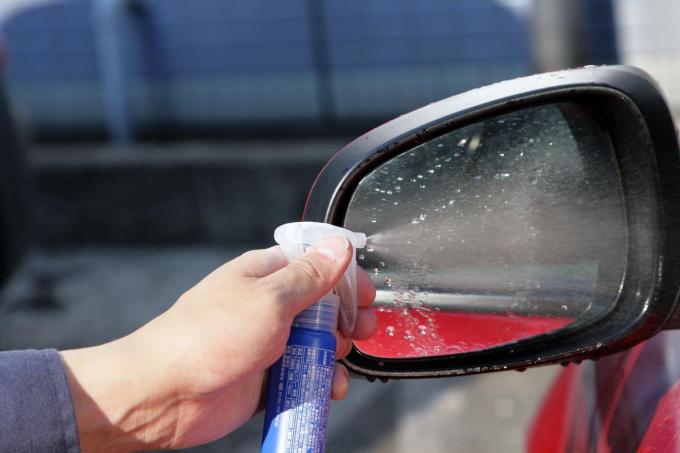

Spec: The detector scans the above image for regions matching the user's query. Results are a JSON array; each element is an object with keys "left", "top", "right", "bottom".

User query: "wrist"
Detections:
[{"left": 61, "top": 336, "right": 180, "bottom": 452}]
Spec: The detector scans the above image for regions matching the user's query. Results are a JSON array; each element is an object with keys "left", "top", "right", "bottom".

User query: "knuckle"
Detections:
[{"left": 291, "top": 257, "right": 329, "bottom": 288}]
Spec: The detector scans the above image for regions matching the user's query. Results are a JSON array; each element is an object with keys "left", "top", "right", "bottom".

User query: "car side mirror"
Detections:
[{"left": 303, "top": 65, "right": 680, "bottom": 379}]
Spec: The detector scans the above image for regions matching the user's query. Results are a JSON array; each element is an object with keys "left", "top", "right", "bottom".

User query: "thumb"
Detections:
[{"left": 261, "top": 234, "right": 353, "bottom": 318}]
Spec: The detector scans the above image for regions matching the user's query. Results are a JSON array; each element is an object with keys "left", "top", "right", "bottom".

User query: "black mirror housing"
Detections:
[{"left": 303, "top": 65, "right": 680, "bottom": 379}]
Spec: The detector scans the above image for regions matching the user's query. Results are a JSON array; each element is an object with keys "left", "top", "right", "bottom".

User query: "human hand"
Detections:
[{"left": 61, "top": 235, "right": 377, "bottom": 452}]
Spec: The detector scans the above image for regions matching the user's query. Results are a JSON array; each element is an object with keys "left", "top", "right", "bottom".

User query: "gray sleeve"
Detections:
[{"left": 0, "top": 349, "right": 80, "bottom": 453}]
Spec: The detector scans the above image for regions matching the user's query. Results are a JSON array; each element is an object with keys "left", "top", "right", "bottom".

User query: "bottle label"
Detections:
[{"left": 262, "top": 332, "right": 336, "bottom": 453}]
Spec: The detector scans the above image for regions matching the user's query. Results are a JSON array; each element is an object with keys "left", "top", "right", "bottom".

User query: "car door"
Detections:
[{"left": 529, "top": 330, "right": 680, "bottom": 453}]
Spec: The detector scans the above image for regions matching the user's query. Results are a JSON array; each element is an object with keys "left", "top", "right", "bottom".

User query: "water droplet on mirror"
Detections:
[
  {"left": 386, "top": 190, "right": 393, "bottom": 195},
  {"left": 394, "top": 185, "right": 401, "bottom": 190},
  {"left": 418, "top": 325, "right": 427, "bottom": 335},
  {"left": 386, "top": 326, "right": 395, "bottom": 336},
  {"left": 473, "top": 175, "right": 482, "bottom": 181},
  {"left": 373, "top": 268, "right": 379, "bottom": 274},
  {"left": 403, "top": 330, "right": 415, "bottom": 341},
  {"left": 366, "top": 247, "right": 374, "bottom": 253},
  {"left": 379, "top": 261, "right": 386, "bottom": 267},
  {"left": 393, "top": 201, "right": 399, "bottom": 206},
  {"left": 427, "top": 169, "right": 435, "bottom": 174},
  {"left": 417, "top": 174, "right": 424, "bottom": 179},
  {"left": 419, "top": 214, "right": 427, "bottom": 221},
  {"left": 419, "top": 185, "right": 426, "bottom": 189},
  {"left": 457, "top": 138, "right": 468, "bottom": 147},
  {"left": 499, "top": 153, "right": 505, "bottom": 157},
  {"left": 384, "top": 277, "right": 392, "bottom": 287},
  {"left": 358, "top": 254, "right": 365, "bottom": 261},
  {"left": 370, "top": 219, "right": 377, "bottom": 223},
  {"left": 437, "top": 143, "right": 444, "bottom": 148},
  {"left": 397, "top": 177, "right": 404, "bottom": 181},
  {"left": 435, "top": 164, "right": 442, "bottom": 168}
]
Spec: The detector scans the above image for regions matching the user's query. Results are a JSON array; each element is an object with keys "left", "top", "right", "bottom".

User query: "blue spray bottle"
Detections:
[{"left": 261, "top": 222, "right": 366, "bottom": 453}]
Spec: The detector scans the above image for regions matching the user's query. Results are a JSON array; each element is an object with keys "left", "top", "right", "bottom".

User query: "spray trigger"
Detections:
[{"left": 274, "top": 222, "right": 366, "bottom": 335}]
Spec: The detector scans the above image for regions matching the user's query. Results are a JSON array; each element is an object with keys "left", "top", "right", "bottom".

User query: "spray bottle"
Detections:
[{"left": 261, "top": 222, "right": 366, "bottom": 453}]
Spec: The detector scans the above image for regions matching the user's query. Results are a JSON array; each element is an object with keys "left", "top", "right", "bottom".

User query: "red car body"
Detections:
[{"left": 528, "top": 331, "right": 680, "bottom": 453}]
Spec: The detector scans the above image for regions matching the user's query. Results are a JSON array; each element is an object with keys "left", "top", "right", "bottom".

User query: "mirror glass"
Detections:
[{"left": 344, "top": 102, "right": 626, "bottom": 359}]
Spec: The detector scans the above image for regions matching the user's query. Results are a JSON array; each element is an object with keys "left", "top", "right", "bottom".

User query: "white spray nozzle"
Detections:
[{"left": 274, "top": 222, "right": 366, "bottom": 335}]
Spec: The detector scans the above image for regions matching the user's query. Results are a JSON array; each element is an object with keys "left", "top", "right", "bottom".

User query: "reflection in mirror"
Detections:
[{"left": 344, "top": 103, "right": 626, "bottom": 359}]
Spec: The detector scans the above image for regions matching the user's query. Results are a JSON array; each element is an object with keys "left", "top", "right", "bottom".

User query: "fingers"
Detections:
[
  {"left": 335, "top": 334, "right": 353, "bottom": 358},
  {"left": 331, "top": 363, "right": 350, "bottom": 401},
  {"left": 351, "top": 307, "right": 377, "bottom": 341},
  {"left": 261, "top": 235, "right": 353, "bottom": 317},
  {"left": 356, "top": 266, "right": 377, "bottom": 308},
  {"left": 232, "top": 246, "right": 289, "bottom": 278}
]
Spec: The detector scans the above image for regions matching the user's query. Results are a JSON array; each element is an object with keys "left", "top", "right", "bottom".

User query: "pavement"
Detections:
[{"left": 0, "top": 245, "right": 558, "bottom": 453}]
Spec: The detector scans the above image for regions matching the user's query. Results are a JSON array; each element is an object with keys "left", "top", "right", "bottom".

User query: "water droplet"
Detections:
[
  {"left": 435, "top": 164, "right": 442, "bottom": 168},
  {"left": 386, "top": 190, "right": 393, "bottom": 195},
  {"left": 394, "top": 185, "right": 401, "bottom": 190},
  {"left": 437, "top": 143, "right": 444, "bottom": 148},
  {"left": 418, "top": 325, "right": 427, "bottom": 335},
  {"left": 366, "top": 247, "right": 375, "bottom": 253},
  {"left": 403, "top": 330, "right": 415, "bottom": 341},
  {"left": 393, "top": 201, "right": 399, "bottom": 206},
  {"left": 358, "top": 254, "right": 365, "bottom": 261},
  {"left": 384, "top": 277, "right": 392, "bottom": 287},
  {"left": 457, "top": 138, "right": 468, "bottom": 147},
  {"left": 455, "top": 188, "right": 462, "bottom": 193},
  {"left": 473, "top": 175, "right": 482, "bottom": 181},
  {"left": 370, "top": 218, "right": 377, "bottom": 223},
  {"left": 379, "top": 261, "right": 386, "bottom": 267},
  {"left": 561, "top": 305, "right": 568, "bottom": 310},
  {"left": 419, "top": 185, "right": 427, "bottom": 189},
  {"left": 419, "top": 214, "right": 427, "bottom": 221},
  {"left": 427, "top": 169, "right": 435, "bottom": 174},
  {"left": 397, "top": 176, "right": 404, "bottom": 181},
  {"left": 386, "top": 326, "right": 395, "bottom": 336},
  {"left": 417, "top": 174, "right": 424, "bottom": 179},
  {"left": 499, "top": 153, "right": 505, "bottom": 157}
]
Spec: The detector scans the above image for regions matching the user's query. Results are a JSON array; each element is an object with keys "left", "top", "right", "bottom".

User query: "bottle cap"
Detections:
[{"left": 274, "top": 222, "right": 366, "bottom": 335}]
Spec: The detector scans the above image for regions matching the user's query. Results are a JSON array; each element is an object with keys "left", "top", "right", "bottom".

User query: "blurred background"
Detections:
[{"left": 0, "top": 0, "right": 677, "bottom": 451}]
